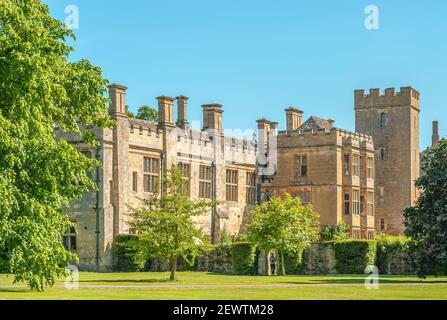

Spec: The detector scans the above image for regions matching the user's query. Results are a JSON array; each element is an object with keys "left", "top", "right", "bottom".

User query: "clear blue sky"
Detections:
[{"left": 44, "top": 0, "right": 447, "bottom": 150}]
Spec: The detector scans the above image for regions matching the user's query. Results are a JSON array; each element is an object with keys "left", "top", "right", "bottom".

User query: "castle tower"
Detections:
[{"left": 354, "top": 87, "right": 420, "bottom": 235}]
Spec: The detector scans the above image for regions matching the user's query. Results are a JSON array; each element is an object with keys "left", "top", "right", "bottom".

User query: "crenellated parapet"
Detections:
[
  {"left": 354, "top": 87, "right": 420, "bottom": 111},
  {"left": 337, "top": 128, "right": 374, "bottom": 150},
  {"left": 277, "top": 127, "right": 374, "bottom": 151}
]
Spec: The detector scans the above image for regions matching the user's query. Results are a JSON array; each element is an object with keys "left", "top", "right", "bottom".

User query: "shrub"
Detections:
[
  {"left": 320, "top": 224, "right": 350, "bottom": 241},
  {"left": 232, "top": 242, "right": 257, "bottom": 275},
  {"left": 334, "top": 240, "right": 377, "bottom": 274},
  {"left": 113, "top": 234, "right": 145, "bottom": 272},
  {"left": 375, "top": 234, "right": 412, "bottom": 274}
]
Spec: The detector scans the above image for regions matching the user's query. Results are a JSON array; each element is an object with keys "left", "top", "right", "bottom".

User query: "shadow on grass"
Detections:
[
  {"left": 0, "top": 288, "right": 30, "bottom": 293},
  {"left": 204, "top": 272, "right": 447, "bottom": 285},
  {"left": 281, "top": 278, "right": 447, "bottom": 285},
  {"left": 78, "top": 278, "right": 173, "bottom": 284}
]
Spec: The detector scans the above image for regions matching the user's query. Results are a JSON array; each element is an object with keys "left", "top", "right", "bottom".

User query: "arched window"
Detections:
[{"left": 379, "top": 113, "right": 386, "bottom": 128}]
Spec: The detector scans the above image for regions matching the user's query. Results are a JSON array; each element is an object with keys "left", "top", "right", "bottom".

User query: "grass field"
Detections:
[{"left": 1, "top": 272, "right": 447, "bottom": 300}]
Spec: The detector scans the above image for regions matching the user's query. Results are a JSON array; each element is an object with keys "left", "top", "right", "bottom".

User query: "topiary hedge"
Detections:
[
  {"left": 334, "top": 240, "right": 377, "bottom": 274},
  {"left": 232, "top": 242, "right": 257, "bottom": 275},
  {"left": 113, "top": 234, "right": 145, "bottom": 272}
]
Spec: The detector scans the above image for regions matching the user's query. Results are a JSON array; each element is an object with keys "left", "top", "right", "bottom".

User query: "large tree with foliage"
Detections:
[
  {"left": 125, "top": 105, "right": 158, "bottom": 121},
  {"left": 0, "top": 0, "right": 112, "bottom": 290},
  {"left": 136, "top": 105, "right": 158, "bottom": 121},
  {"left": 246, "top": 194, "right": 320, "bottom": 275},
  {"left": 404, "top": 139, "right": 447, "bottom": 277},
  {"left": 129, "top": 167, "right": 215, "bottom": 281}
]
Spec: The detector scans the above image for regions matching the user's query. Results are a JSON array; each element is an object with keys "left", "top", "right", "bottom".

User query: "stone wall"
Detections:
[
  {"left": 300, "top": 243, "right": 337, "bottom": 275},
  {"left": 297, "top": 242, "right": 414, "bottom": 275}
]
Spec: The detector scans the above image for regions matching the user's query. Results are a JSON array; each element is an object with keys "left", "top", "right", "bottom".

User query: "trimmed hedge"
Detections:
[
  {"left": 232, "top": 242, "right": 257, "bottom": 275},
  {"left": 113, "top": 235, "right": 414, "bottom": 276},
  {"left": 114, "top": 235, "right": 246, "bottom": 274},
  {"left": 334, "top": 240, "right": 377, "bottom": 274}
]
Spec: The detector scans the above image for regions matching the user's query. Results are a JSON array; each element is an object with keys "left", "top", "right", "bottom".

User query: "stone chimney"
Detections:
[
  {"left": 157, "top": 96, "right": 175, "bottom": 127},
  {"left": 108, "top": 83, "right": 127, "bottom": 116},
  {"left": 176, "top": 96, "right": 189, "bottom": 129},
  {"left": 432, "top": 121, "right": 440, "bottom": 148},
  {"left": 107, "top": 83, "right": 129, "bottom": 236},
  {"left": 257, "top": 119, "right": 272, "bottom": 153},
  {"left": 202, "top": 104, "right": 223, "bottom": 134},
  {"left": 285, "top": 107, "right": 303, "bottom": 131}
]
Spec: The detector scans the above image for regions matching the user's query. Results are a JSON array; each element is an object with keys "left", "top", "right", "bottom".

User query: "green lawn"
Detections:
[{"left": 1, "top": 272, "right": 447, "bottom": 300}]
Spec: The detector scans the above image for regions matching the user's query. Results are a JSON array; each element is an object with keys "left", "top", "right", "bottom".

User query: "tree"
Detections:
[
  {"left": 246, "top": 194, "right": 320, "bottom": 275},
  {"left": 404, "top": 139, "right": 447, "bottom": 277},
  {"left": 0, "top": 0, "right": 112, "bottom": 290},
  {"left": 136, "top": 105, "right": 158, "bottom": 121},
  {"left": 129, "top": 167, "right": 215, "bottom": 281},
  {"left": 126, "top": 105, "right": 135, "bottom": 118},
  {"left": 320, "top": 223, "right": 351, "bottom": 242}
]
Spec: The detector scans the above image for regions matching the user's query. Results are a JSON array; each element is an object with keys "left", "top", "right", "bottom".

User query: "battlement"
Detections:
[
  {"left": 175, "top": 128, "right": 257, "bottom": 154},
  {"left": 278, "top": 127, "right": 374, "bottom": 150},
  {"left": 336, "top": 128, "right": 374, "bottom": 150},
  {"left": 354, "top": 87, "right": 420, "bottom": 110}
]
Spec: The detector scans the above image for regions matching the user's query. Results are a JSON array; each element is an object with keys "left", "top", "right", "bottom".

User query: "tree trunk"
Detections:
[
  {"left": 169, "top": 255, "right": 178, "bottom": 281},
  {"left": 280, "top": 252, "right": 286, "bottom": 276}
]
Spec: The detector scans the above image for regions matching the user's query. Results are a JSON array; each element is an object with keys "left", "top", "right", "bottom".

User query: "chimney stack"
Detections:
[
  {"left": 432, "top": 121, "right": 440, "bottom": 148},
  {"left": 257, "top": 119, "right": 272, "bottom": 154},
  {"left": 285, "top": 107, "right": 303, "bottom": 131},
  {"left": 202, "top": 104, "right": 223, "bottom": 134},
  {"left": 176, "top": 96, "right": 189, "bottom": 129},
  {"left": 108, "top": 84, "right": 127, "bottom": 116},
  {"left": 157, "top": 96, "right": 175, "bottom": 127}
]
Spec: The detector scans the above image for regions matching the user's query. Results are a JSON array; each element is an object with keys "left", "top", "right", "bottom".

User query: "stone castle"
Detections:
[{"left": 57, "top": 84, "right": 424, "bottom": 271}]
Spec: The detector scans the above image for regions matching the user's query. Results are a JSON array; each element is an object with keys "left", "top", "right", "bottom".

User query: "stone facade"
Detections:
[
  {"left": 58, "top": 84, "right": 257, "bottom": 271},
  {"left": 57, "top": 84, "right": 421, "bottom": 270},
  {"left": 258, "top": 87, "right": 421, "bottom": 239},
  {"left": 258, "top": 113, "right": 376, "bottom": 239}
]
